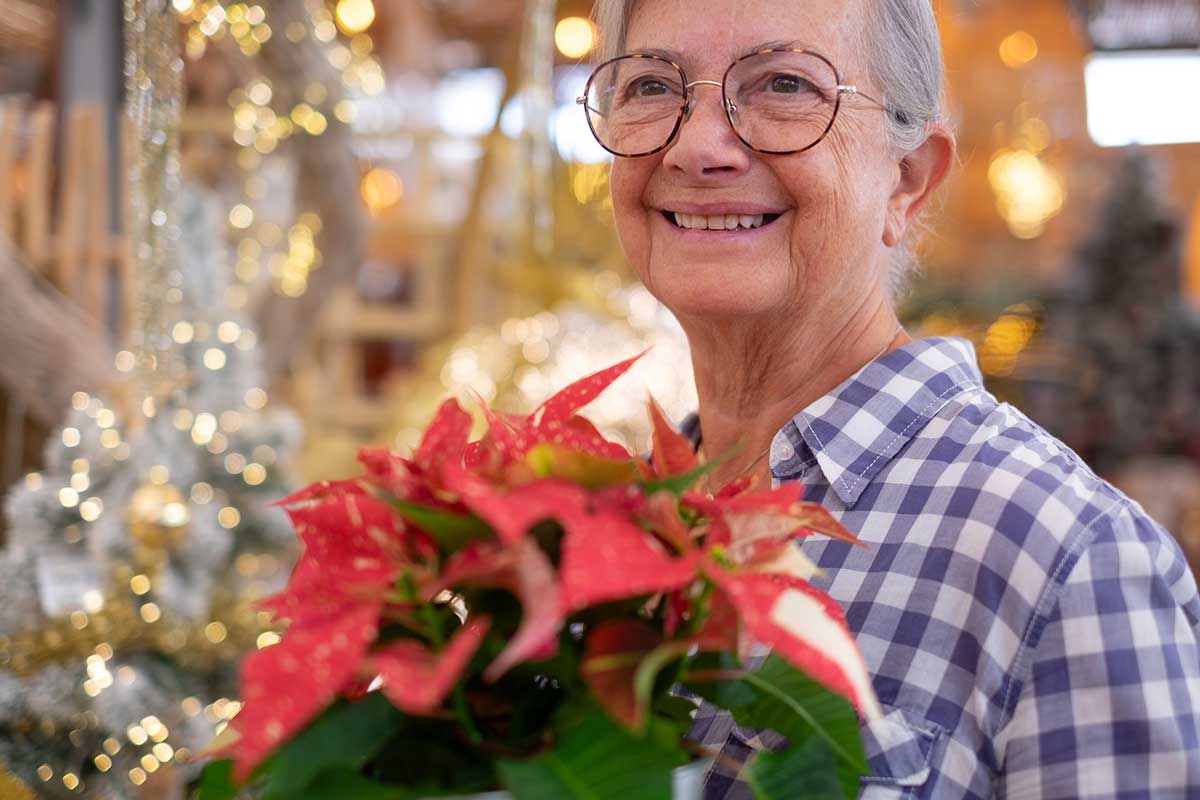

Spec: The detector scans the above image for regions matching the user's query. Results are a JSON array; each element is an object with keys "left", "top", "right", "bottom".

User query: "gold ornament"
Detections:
[
  {"left": 0, "top": 762, "right": 35, "bottom": 800},
  {"left": 126, "top": 481, "right": 191, "bottom": 564}
]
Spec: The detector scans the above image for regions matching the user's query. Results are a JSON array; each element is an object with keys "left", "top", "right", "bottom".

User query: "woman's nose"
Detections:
[{"left": 661, "top": 82, "right": 751, "bottom": 177}]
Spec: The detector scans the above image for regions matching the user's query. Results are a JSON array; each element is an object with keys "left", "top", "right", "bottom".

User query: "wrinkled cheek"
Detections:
[
  {"left": 608, "top": 178, "right": 653, "bottom": 280},
  {"left": 611, "top": 203, "right": 650, "bottom": 282}
]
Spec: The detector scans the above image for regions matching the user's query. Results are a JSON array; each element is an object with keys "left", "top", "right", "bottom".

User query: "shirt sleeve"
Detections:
[{"left": 999, "top": 514, "right": 1200, "bottom": 799}]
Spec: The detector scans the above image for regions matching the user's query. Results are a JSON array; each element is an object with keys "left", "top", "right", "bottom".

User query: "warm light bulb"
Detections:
[
  {"left": 999, "top": 31, "right": 1038, "bottom": 70},
  {"left": 555, "top": 17, "right": 597, "bottom": 59},
  {"left": 360, "top": 167, "right": 403, "bottom": 215},
  {"left": 335, "top": 0, "right": 375, "bottom": 35}
]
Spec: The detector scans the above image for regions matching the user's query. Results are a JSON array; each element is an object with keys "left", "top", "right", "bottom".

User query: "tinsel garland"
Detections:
[
  {"left": 123, "top": 0, "right": 184, "bottom": 400},
  {"left": 0, "top": 568, "right": 273, "bottom": 679},
  {"left": 0, "top": 760, "right": 36, "bottom": 800}
]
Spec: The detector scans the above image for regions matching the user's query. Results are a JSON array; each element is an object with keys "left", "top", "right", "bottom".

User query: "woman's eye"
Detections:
[
  {"left": 769, "top": 75, "right": 808, "bottom": 93},
  {"left": 634, "top": 79, "right": 670, "bottom": 96}
]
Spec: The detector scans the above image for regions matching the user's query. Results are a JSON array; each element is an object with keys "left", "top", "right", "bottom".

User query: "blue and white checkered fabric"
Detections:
[{"left": 690, "top": 336, "right": 1200, "bottom": 799}]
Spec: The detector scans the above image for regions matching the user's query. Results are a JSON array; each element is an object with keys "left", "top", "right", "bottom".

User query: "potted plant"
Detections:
[{"left": 197, "top": 354, "right": 880, "bottom": 799}]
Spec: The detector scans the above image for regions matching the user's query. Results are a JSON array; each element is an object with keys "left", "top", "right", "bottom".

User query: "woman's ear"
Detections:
[{"left": 882, "top": 125, "right": 955, "bottom": 247}]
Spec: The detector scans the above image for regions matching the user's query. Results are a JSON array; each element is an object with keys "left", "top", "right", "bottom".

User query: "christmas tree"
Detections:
[
  {"left": 0, "top": 182, "right": 300, "bottom": 800},
  {"left": 0, "top": 4, "right": 299, "bottom": 793},
  {"left": 1020, "top": 151, "right": 1200, "bottom": 473}
]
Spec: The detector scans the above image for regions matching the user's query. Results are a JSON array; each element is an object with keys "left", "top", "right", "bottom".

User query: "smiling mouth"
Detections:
[{"left": 662, "top": 211, "right": 784, "bottom": 231}]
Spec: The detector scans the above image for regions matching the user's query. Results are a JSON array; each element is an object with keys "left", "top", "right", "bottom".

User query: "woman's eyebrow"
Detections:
[
  {"left": 627, "top": 40, "right": 805, "bottom": 63},
  {"left": 627, "top": 46, "right": 685, "bottom": 61},
  {"left": 739, "top": 40, "right": 804, "bottom": 57}
]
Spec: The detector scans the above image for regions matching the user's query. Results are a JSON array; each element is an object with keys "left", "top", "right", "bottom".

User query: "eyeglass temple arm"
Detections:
[{"left": 838, "top": 85, "right": 888, "bottom": 112}]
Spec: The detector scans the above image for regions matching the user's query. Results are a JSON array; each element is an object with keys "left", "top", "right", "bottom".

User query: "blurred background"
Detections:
[{"left": 0, "top": 0, "right": 1197, "bottom": 797}]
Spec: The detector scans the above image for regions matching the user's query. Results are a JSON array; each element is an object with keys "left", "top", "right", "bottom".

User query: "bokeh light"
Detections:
[
  {"left": 555, "top": 17, "right": 597, "bottom": 59},
  {"left": 335, "top": 0, "right": 375, "bottom": 35}
]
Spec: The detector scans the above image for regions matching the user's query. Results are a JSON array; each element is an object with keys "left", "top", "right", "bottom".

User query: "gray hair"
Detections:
[{"left": 591, "top": 0, "right": 948, "bottom": 295}]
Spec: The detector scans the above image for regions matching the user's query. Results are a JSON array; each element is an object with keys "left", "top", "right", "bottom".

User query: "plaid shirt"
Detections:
[{"left": 689, "top": 336, "right": 1200, "bottom": 799}]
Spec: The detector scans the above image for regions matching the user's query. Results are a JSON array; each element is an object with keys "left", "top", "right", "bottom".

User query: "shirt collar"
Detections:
[{"left": 769, "top": 336, "right": 983, "bottom": 507}]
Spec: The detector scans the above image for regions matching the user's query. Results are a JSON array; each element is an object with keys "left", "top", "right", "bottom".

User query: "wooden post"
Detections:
[
  {"left": 0, "top": 102, "right": 16, "bottom": 241},
  {"left": 119, "top": 111, "right": 137, "bottom": 347},
  {"left": 23, "top": 102, "right": 55, "bottom": 268},
  {"left": 57, "top": 104, "right": 87, "bottom": 292},
  {"left": 84, "top": 104, "right": 111, "bottom": 327}
]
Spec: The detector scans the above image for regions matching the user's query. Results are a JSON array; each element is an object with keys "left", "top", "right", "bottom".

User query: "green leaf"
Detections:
[
  {"left": 734, "top": 655, "right": 869, "bottom": 799},
  {"left": 370, "top": 724, "right": 494, "bottom": 790},
  {"left": 497, "top": 705, "right": 687, "bottom": 800},
  {"left": 300, "top": 767, "right": 414, "bottom": 800},
  {"left": 262, "top": 692, "right": 406, "bottom": 799},
  {"left": 680, "top": 652, "right": 756, "bottom": 709},
  {"left": 631, "top": 641, "right": 695, "bottom": 730},
  {"left": 745, "top": 736, "right": 844, "bottom": 800},
  {"left": 653, "top": 694, "right": 700, "bottom": 729},
  {"left": 638, "top": 461, "right": 719, "bottom": 497},
  {"left": 196, "top": 759, "right": 238, "bottom": 800},
  {"left": 391, "top": 501, "right": 492, "bottom": 551}
]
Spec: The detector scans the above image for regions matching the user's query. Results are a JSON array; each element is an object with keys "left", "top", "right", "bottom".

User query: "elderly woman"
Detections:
[{"left": 582, "top": 0, "right": 1200, "bottom": 797}]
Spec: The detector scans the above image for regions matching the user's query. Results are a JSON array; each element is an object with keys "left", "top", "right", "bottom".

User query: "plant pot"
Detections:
[{"left": 429, "top": 759, "right": 712, "bottom": 800}]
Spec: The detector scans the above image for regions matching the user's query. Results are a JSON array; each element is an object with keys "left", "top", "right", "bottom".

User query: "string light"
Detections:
[
  {"left": 554, "top": 17, "right": 597, "bottom": 59},
  {"left": 988, "top": 147, "right": 1065, "bottom": 238},
  {"left": 361, "top": 167, "right": 403, "bottom": 215},
  {"left": 999, "top": 30, "right": 1038, "bottom": 70},
  {"left": 334, "top": 0, "right": 375, "bottom": 35},
  {"left": 217, "top": 507, "right": 241, "bottom": 529}
]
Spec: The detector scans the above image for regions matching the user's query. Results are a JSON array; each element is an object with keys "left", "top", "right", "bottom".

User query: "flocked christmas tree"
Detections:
[
  {"left": 0, "top": 4, "right": 298, "bottom": 796},
  {"left": 1020, "top": 150, "right": 1200, "bottom": 474}
]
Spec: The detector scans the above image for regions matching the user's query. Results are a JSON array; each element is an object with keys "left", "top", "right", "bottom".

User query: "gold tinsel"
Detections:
[
  {"left": 0, "top": 566, "right": 273, "bottom": 678},
  {"left": 0, "top": 761, "right": 35, "bottom": 800}
]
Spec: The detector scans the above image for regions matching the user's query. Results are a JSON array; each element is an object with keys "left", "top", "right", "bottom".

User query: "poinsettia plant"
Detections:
[{"left": 196, "top": 354, "right": 882, "bottom": 800}]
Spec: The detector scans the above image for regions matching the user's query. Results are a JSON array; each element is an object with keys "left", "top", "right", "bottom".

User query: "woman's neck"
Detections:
[{"left": 681, "top": 296, "right": 909, "bottom": 491}]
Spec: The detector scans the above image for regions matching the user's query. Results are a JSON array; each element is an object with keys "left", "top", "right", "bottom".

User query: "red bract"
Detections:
[
  {"left": 413, "top": 397, "right": 474, "bottom": 474},
  {"left": 533, "top": 351, "right": 647, "bottom": 428},
  {"left": 706, "top": 569, "right": 883, "bottom": 722},
  {"left": 684, "top": 484, "right": 862, "bottom": 550},
  {"left": 261, "top": 487, "right": 409, "bottom": 629},
  {"left": 469, "top": 350, "right": 646, "bottom": 468},
  {"left": 435, "top": 539, "right": 563, "bottom": 682},
  {"left": 560, "top": 511, "right": 700, "bottom": 613},
  {"left": 442, "top": 465, "right": 588, "bottom": 545},
  {"left": 647, "top": 397, "right": 699, "bottom": 478},
  {"left": 581, "top": 620, "right": 663, "bottom": 729},
  {"left": 373, "top": 617, "right": 492, "bottom": 714},
  {"left": 226, "top": 603, "right": 381, "bottom": 780}
]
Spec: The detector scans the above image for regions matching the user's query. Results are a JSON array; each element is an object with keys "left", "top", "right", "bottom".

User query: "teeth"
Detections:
[{"left": 672, "top": 212, "right": 765, "bottom": 230}]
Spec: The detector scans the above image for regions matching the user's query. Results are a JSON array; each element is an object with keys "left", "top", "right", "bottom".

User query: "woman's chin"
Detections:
[{"left": 649, "top": 272, "right": 788, "bottom": 323}]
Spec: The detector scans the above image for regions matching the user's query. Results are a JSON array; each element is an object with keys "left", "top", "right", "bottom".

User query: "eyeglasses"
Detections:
[{"left": 577, "top": 48, "right": 889, "bottom": 158}]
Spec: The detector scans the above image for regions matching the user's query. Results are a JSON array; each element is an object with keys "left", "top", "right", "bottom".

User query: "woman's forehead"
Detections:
[{"left": 624, "top": 0, "right": 862, "bottom": 70}]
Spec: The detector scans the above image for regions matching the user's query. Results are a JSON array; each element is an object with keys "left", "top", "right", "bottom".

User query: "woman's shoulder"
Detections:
[{"left": 905, "top": 385, "right": 1142, "bottom": 537}]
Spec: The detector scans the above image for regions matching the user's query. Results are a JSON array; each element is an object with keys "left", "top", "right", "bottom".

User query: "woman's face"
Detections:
[{"left": 609, "top": 0, "right": 902, "bottom": 324}]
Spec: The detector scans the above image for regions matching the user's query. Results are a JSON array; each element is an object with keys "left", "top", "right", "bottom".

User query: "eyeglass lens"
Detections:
[{"left": 584, "top": 51, "right": 841, "bottom": 157}]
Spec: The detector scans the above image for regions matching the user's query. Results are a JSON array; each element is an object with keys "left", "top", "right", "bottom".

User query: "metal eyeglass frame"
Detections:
[{"left": 576, "top": 48, "right": 890, "bottom": 158}]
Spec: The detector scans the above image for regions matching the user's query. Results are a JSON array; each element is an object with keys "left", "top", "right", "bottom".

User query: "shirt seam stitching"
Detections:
[
  {"left": 841, "top": 382, "right": 971, "bottom": 499},
  {"left": 802, "top": 381, "right": 973, "bottom": 503}
]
